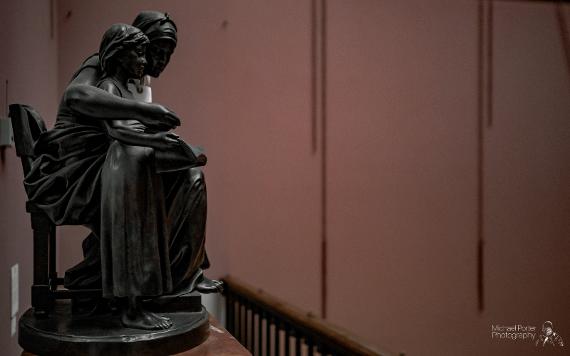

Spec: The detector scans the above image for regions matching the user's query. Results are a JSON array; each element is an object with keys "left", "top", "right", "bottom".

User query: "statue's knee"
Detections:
[
  {"left": 187, "top": 168, "right": 206, "bottom": 196},
  {"left": 188, "top": 167, "right": 205, "bottom": 185}
]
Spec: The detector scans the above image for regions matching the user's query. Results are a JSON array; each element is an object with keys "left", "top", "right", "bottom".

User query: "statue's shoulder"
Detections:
[
  {"left": 69, "top": 54, "right": 101, "bottom": 84},
  {"left": 81, "top": 54, "right": 100, "bottom": 69},
  {"left": 97, "top": 77, "right": 124, "bottom": 98}
]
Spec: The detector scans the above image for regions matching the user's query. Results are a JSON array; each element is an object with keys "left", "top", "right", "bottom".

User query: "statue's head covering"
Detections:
[
  {"left": 132, "top": 11, "right": 177, "bottom": 46},
  {"left": 99, "top": 23, "right": 149, "bottom": 74}
]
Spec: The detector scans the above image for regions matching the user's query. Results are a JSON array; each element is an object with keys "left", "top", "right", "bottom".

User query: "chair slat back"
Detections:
[{"left": 9, "top": 104, "right": 47, "bottom": 176}]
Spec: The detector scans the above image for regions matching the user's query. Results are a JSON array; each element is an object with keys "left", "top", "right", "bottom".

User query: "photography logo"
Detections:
[
  {"left": 491, "top": 323, "right": 536, "bottom": 342},
  {"left": 535, "top": 321, "right": 564, "bottom": 348},
  {"left": 491, "top": 321, "right": 564, "bottom": 348}
]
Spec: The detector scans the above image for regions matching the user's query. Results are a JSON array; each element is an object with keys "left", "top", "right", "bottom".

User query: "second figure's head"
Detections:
[{"left": 132, "top": 11, "right": 178, "bottom": 78}]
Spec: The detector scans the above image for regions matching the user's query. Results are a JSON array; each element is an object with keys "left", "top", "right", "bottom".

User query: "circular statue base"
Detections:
[{"left": 19, "top": 300, "right": 209, "bottom": 356}]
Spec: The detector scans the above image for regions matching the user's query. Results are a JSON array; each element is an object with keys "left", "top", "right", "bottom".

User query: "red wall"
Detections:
[{"left": 326, "top": 1, "right": 570, "bottom": 355}]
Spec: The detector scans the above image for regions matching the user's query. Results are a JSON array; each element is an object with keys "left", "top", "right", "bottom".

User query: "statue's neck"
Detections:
[{"left": 113, "top": 67, "right": 133, "bottom": 88}]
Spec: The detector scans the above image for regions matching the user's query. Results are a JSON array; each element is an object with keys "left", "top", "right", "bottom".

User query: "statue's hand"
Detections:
[
  {"left": 140, "top": 104, "right": 181, "bottom": 131},
  {"left": 149, "top": 131, "right": 180, "bottom": 149},
  {"left": 111, "top": 120, "right": 147, "bottom": 132}
]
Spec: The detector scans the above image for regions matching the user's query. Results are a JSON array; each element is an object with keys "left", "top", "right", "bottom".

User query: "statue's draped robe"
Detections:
[{"left": 24, "top": 55, "right": 208, "bottom": 298}]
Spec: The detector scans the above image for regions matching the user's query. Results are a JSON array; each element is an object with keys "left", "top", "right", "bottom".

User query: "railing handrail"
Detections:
[{"left": 223, "top": 275, "right": 397, "bottom": 356}]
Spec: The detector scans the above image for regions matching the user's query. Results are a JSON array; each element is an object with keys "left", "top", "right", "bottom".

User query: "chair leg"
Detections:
[
  {"left": 30, "top": 212, "right": 54, "bottom": 316},
  {"left": 49, "top": 224, "right": 57, "bottom": 289}
]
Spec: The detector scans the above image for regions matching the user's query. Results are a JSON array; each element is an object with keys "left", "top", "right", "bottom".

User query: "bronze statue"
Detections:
[{"left": 23, "top": 12, "right": 221, "bottom": 331}]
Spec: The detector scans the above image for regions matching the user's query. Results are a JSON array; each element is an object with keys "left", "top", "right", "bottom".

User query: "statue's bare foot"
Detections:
[
  {"left": 196, "top": 276, "right": 224, "bottom": 294},
  {"left": 121, "top": 297, "right": 173, "bottom": 330},
  {"left": 154, "top": 312, "right": 172, "bottom": 323},
  {"left": 172, "top": 269, "right": 224, "bottom": 295},
  {"left": 121, "top": 309, "right": 172, "bottom": 330}
]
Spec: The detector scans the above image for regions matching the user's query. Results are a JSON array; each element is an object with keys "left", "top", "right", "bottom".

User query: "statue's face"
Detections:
[
  {"left": 145, "top": 39, "right": 175, "bottom": 78},
  {"left": 118, "top": 43, "right": 147, "bottom": 79}
]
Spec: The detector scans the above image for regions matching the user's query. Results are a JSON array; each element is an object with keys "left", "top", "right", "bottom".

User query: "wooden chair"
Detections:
[{"left": 9, "top": 104, "right": 101, "bottom": 316}]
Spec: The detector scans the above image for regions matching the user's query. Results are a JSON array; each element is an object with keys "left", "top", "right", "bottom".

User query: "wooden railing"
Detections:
[{"left": 222, "top": 276, "right": 399, "bottom": 356}]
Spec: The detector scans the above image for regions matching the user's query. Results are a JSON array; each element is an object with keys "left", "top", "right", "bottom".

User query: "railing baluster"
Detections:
[
  {"left": 295, "top": 333, "right": 302, "bottom": 356},
  {"left": 233, "top": 298, "right": 237, "bottom": 337},
  {"left": 274, "top": 320, "right": 281, "bottom": 356},
  {"left": 235, "top": 295, "right": 240, "bottom": 343},
  {"left": 240, "top": 297, "right": 246, "bottom": 346},
  {"left": 241, "top": 301, "right": 247, "bottom": 346},
  {"left": 308, "top": 335, "right": 314, "bottom": 356},
  {"left": 245, "top": 300, "right": 250, "bottom": 351},
  {"left": 284, "top": 324, "right": 290, "bottom": 356},
  {"left": 316, "top": 341, "right": 329, "bottom": 356},
  {"left": 266, "top": 314, "right": 271, "bottom": 356},
  {"left": 247, "top": 303, "right": 254, "bottom": 353},
  {"left": 257, "top": 310, "right": 262, "bottom": 356}
]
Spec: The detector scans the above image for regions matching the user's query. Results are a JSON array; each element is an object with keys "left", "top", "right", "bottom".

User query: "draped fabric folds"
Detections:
[{"left": 25, "top": 120, "right": 108, "bottom": 226}]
